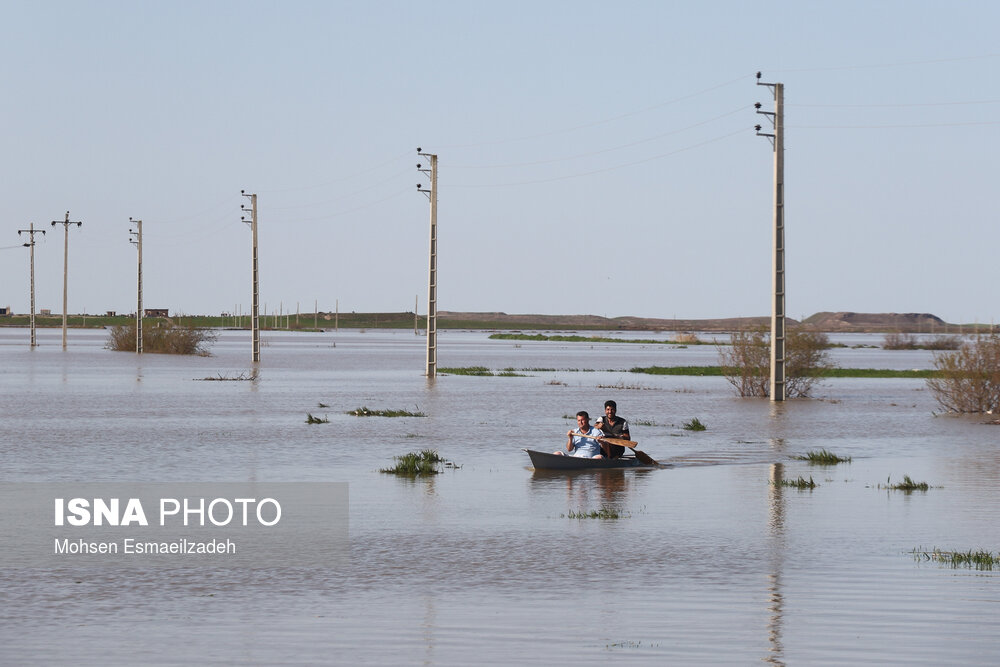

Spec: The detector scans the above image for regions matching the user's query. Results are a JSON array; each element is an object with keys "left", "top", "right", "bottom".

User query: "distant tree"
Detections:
[{"left": 718, "top": 326, "right": 833, "bottom": 398}]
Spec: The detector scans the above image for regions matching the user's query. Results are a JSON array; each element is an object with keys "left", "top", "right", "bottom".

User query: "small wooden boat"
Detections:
[{"left": 523, "top": 449, "right": 654, "bottom": 470}]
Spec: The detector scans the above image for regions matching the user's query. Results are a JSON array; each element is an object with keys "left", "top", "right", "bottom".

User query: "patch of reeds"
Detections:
[
  {"left": 632, "top": 419, "right": 658, "bottom": 426},
  {"left": 597, "top": 380, "right": 654, "bottom": 390},
  {"left": 348, "top": 407, "right": 427, "bottom": 417},
  {"left": 563, "top": 506, "right": 628, "bottom": 519},
  {"left": 912, "top": 548, "right": 998, "bottom": 570},
  {"left": 682, "top": 418, "right": 706, "bottom": 431},
  {"left": 793, "top": 449, "right": 851, "bottom": 465},
  {"left": 197, "top": 371, "right": 258, "bottom": 381},
  {"left": 380, "top": 449, "right": 446, "bottom": 476},
  {"left": 438, "top": 366, "right": 526, "bottom": 377},
  {"left": 317, "top": 402, "right": 330, "bottom": 408},
  {"left": 773, "top": 476, "right": 817, "bottom": 489},
  {"left": 305, "top": 413, "right": 329, "bottom": 424},
  {"left": 880, "top": 475, "right": 929, "bottom": 491}
]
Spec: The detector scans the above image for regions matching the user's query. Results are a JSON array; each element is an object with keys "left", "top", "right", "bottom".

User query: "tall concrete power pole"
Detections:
[
  {"left": 756, "top": 73, "right": 786, "bottom": 402},
  {"left": 129, "top": 218, "right": 143, "bottom": 353},
  {"left": 417, "top": 149, "right": 438, "bottom": 378},
  {"left": 18, "top": 223, "right": 45, "bottom": 347},
  {"left": 51, "top": 211, "right": 82, "bottom": 350},
  {"left": 241, "top": 191, "right": 260, "bottom": 363}
]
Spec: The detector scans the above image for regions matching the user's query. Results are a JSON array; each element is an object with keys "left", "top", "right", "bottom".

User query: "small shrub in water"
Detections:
[
  {"left": 348, "top": 407, "right": 427, "bottom": 417},
  {"left": 773, "top": 476, "right": 817, "bottom": 489},
  {"left": 564, "top": 506, "right": 627, "bottom": 520},
  {"left": 912, "top": 547, "right": 998, "bottom": 570},
  {"left": 794, "top": 449, "right": 851, "bottom": 465},
  {"left": 881, "top": 475, "right": 930, "bottom": 491},
  {"left": 305, "top": 413, "right": 329, "bottom": 424},
  {"left": 682, "top": 418, "right": 707, "bottom": 431},
  {"left": 380, "top": 449, "right": 447, "bottom": 476}
]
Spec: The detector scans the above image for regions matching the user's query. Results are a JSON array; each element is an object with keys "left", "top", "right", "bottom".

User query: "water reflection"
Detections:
[
  {"left": 765, "top": 462, "right": 786, "bottom": 666},
  {"left": 528, "top": 468, "right": 655, "bottom": 508}
]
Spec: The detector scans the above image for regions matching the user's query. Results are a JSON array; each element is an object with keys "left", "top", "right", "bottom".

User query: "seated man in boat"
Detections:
[
  {"left": 554, "top": 411, "right": 606, "bottom": 458},
  {"left": 594, "top": 399, "right": 630, "bottom": 459}
]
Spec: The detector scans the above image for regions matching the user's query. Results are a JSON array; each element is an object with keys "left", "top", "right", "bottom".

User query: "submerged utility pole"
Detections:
[
  {"left": 51, "top": 211, "right": 82, "bottom": 350},
  {"left": 417, "top": 149, "right": 438, "bottom": 377},
  {"left": 755, "top": 73, "right": 786, "bottom": 402},
  {"left": 241, "top": 191, "right": 260, "bottom": 363},
  {"left": 129, "top": 218, "right": 143, "bottom": 353},
  {"left": 18, "top": 224, "right": 45, "bottom": 347}
]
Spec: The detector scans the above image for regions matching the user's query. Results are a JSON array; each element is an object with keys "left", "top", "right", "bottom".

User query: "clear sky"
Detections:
[{"left": 1, "top": 1, "right": 997, "bottom": 324}]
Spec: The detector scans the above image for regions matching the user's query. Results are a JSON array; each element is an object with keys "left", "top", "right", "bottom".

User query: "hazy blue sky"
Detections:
[{"left": 2, "top": 1, "right": 997, "bottom": 323}]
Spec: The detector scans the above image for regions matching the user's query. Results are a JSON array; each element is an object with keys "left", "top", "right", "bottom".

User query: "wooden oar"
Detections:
[{"left": 568, "top": 432, "right": 659, "bottom": 466}]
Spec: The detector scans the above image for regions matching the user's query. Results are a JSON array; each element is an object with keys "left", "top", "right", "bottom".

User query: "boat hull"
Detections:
[{"left": 524, "top": 449, "right": 651, "bottom": 470}]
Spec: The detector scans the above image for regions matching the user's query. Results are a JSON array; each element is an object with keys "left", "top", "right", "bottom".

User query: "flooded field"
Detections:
[{"left": 1, "top": 327, "right": 998, "bottom": 664}]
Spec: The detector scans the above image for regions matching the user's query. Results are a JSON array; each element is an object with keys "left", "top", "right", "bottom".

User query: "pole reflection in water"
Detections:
[{"left": 765, "top": 461, "right": 786, "bottom": 666}]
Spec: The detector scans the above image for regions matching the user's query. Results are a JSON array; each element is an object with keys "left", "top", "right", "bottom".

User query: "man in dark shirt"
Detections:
[{"left": 595, "top": 400, "right": 631, "bottom": 459}]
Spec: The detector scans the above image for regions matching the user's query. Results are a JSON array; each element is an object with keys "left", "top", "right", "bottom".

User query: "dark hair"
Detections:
[
  {"left": 576, "top": 411, "right": 590, "bottom": 419},
  {"left": 604, "top": 400, "right": 617, "bottom": 409}
]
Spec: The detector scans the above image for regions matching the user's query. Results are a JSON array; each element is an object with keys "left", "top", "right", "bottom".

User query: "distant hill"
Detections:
[{"left": 800, "top": 312, "right": 948, "bottom": 333}]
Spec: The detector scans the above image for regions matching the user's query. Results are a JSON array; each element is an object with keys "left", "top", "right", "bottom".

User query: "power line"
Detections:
[
  {"left": 436, "top": 73, "right": 751, "bottom": 150},
  {"left": 450, "top": 105, "right": 750, "bottom": 169},
  {"left": 448, "top": 127, "right": 746, "bottom": 188}
]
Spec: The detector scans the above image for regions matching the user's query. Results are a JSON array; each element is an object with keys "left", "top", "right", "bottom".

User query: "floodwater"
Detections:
[{"left": 2, "top": 327, "right": 998, "bottom": 665}]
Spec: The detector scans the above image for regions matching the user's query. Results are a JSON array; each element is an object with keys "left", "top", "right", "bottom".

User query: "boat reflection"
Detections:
[{"left": 527, "top": 467, "right": 655, "bottom": 507}]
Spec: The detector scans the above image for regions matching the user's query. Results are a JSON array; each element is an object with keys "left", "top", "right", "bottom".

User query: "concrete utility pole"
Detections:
[
  {"left": 241, "top": 191, "right": 260, "bottom": 363},
  {"left": 18, "top": 224, "right": 45, "bottom": 347},
  {"left": 417, "top": 149, "right": 438, "bottom": 378},
  {"left": 755, "top": 73, "right": 786, "bottom": 402},
  {"left": 129, "top": 218, "right": 143, "bottom": 353},
  {"left": 51, "top": 211, "right": 82, "bottom": 350}
]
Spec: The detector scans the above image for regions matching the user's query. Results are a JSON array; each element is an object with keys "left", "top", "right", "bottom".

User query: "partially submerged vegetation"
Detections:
[
  {"left": 489, "top": 333, "right": 708, "bottom": 345},
  {"left": 348, "top": 407, "right": 426, "bottom": 417},
  {"left": 718, "top": 326, "right": 834, "bottom": 398},
  {"left": 682, "top": 418, "right": 707, "bottom": 431},
  {"left": 884, "top": 332, "right": 962, "bottom": 350},
  {"left": 912, "top": 548, "right": 999, "bottom": 570},
  {"left": 880, "top": 475, "right": 930, "bottom": 491},
  {"left": 305, "top": 413, "right": 329, "bottom": 424},
  {"left": 438, "top": 366, "right": 525, "bottom": 376},
  {"left": 197, "top": 371, "right": 258, "bottom": 381},
  {"left": 563, "top": 506, "right": 628, "bottom": 520},
  {"left": 107, "top": 322, "right": 217, "bottom": 355},
  {"left": 793, "top": 449, "right": 852, "bottom": 465},
  {"left": 380, "top": 449, "right": 453, "bottom": 476},
  {"left": 773, "top": 476, "right": 817, "bottom": 489},
  {"left": 925, "top": 334, "right": 1000, "bottom": 413}
]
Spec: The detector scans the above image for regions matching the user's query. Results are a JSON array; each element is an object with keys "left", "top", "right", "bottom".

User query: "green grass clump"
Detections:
[
  {"left": 380, "top": 449, "right": 445, "bottom": 476},
  {"left": 793, "top": 449, "right": 851, "bottom": 465},
  {"left": 913, "top": 548, "right": 998, "bottom": 570},
  {"left": 305, "top": 413, "right": 329, "bottom": 424},
  {"left": 773, "top": 476, "right": 817, "bottom": 489},
  {"left": 881, "top": 475, "right": 930, "bottom": 491},
  {"left": 682, "top": 417, "right": 707, "bottom": 431},
  {"left": 348, "top": 407, "right": 427, "bottom": 417},
  {"left": 438, "top": 366, "right": 526, "bottom": 377},
  {"left": 563, "top": 506, "right": 627, "bottom": 520}
]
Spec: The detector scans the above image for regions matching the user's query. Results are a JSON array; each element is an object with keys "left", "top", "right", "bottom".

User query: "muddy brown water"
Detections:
[{"left": 1, "top": 328, "right": 998, "bottom": 664}]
